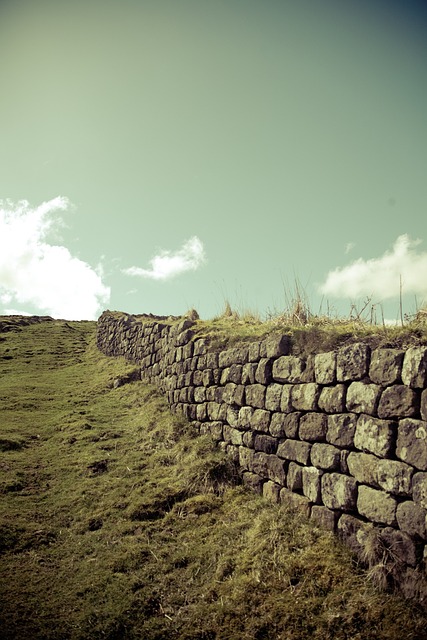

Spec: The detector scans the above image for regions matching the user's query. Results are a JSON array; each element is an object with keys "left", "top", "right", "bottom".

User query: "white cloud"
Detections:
[
  {"left": 0, "top": 198, "right": 110, "bottom": 320},
  {"left": 123, "top": 236, "right": 206, "bottom": 281},
  {"left": 345, "top": 242, "right": 355, "bottom": 254},
  {"left": 319, "top": 235, "right": 427, "bottom": 300}
]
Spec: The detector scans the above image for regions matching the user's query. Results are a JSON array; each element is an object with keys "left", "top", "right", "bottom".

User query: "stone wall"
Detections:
[{"left": 97, "top": 310, "right": 427, "bottom": 602}]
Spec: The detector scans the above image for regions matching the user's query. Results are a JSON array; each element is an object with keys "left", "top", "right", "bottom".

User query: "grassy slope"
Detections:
[{"left": 0, "top": 319, "right": 426, "bottom": 640}]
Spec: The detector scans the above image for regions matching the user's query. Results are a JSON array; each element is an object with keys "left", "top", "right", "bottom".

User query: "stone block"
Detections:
[
  {"left": 207, "top": 401, "right": 222, "bottom": 421},
  {"left": 245, "top": 384, "right": 266, "bottom": 409},
  {"left": 260, "top": 335, "right": 291, "bottom": 358},
  {"left": 302, "top": 466, "right": 323, "bottom": 503},
  {"left": 265, "top": 383, "right": 284, "bottom": 411},
  {"left": 242, "top": 363, "right": 257, "bottom": 384},
  {"left": 310, "top": 443, "right": 341, "bottom": 471},
  {"left": 254, "top": 434, "right": 277, "bottom": 454},
  {"left": 252, "top": 451, "right": 270, "bottom": 477},
  {"left": 311, "top": 505, "right": 339, "bottom": 531},
  {"left": 291, "top": 383, "right": 320, "bottom": 411},
  {"left": 279, "top": 488, "right": 312, "bottom": 518},
  {"left": 250, "top": 409, "right": 271, "bottom": 433},
  {"left": 206, "top": 352, "right": 219, "bottom": 369},
  {"left": 194, "top": 386, "right": 206, "bottom": 403},
  {"left": 265, "top": 454, "right": 287, "bottom": 485},
  {"left": 413, "top": 472, "right": 427, "bottom": 509},
  {"left": 402, "top": 347, "right": 427, "bottom": 388},
  {"left": 219, "top": 345, "right": 249, "bottom": 368},
  {"left": 239, "top": 445, "right": 255, "bottom": 471},
  {"left": 226, "top": 406, "right": 240, "bottom": 428},
  {"left": 223, "top": 424, "right": 243, "bottom": 445},
  {"left": 396, "top": 419, "right": 427, "bottom": 470},
  {"left": 314, "top": 351, "right": 336, "bottom": 384},
  {"left": 242, "top": 471, "right": 263, "bottom": 494},
  {"left": 357, "top": 485, "right": 397, "bottom": 526},
  {"left": 255, "top": 358, "right": 273, "bottom": 385},
  {"left": 376, "top": 459, "right": 414, "bottom": 496},
  {"left": 318, "top": 385, "right": 346, "bottom": 413},
  {"left": 354, "top": 414, "right": 396, "bottom": 458},
  {"left": 346, "top": 381, "right": 381, "bottom": 415},
  {"left": 280, "top": 385, "right": 293, "bottom": 412},
  {"left": 226, "top": 364, "right": 243, "bottom": 385},
  {"left": 347, "top": 451, "right": 379, "bottom": 487},
  {"left": 369, "top": 348, "right": 404, "bottom": 385},
  {"left": 272, "top": 356, "right": 306, "bottom": 383},
  {"left": 299, "top": 412, "right": 327, "bottom": 441},
  {"left": 243, "top": 431, "right": 256, "bottom": 448},
  {"left": 226, "top": 444, "right": 240, "bottom": 464},
  {"left": 422, "top": 390, "right": 427, "bottom": 421},
  {"left": 263, "top": 480, "right": 281, "bottom": 503},
  {"left": 248, "top": 341, "right": 261, "bottom": 362},
  {"left": 337, "top": 343, "right": 370, "bottom": 382},
  {"left": 196, "top": 403, "right": 207, "bottom": 421},
  {"left": 377, "top": 385, "right": 419, "bottom": 419},
  {"left": 269, "top": 412, "right": 287, "bottom": 437},
  {"left": 327, "top": 413, "right": 357, "bottom": 448},
  {"left": 337, "top": 514, "right": 374, "bottom": 560},
  {"left": 282, "top": 412, "right": 301, "bottom": 438},
  {"left": 321, "top": 473, "right": 357, "bottom": 511},
  {"left": 287, "top": 462, "right": 303, "bottom": 491},
  {"left": 277, "top": 439, "right": 311, "bottom": 465},
  {"left": 238, "top": 406, "right": 254, "bottom": 429},
  {"left": 396, "top": 501, "right": 427, "bottom": 540}
]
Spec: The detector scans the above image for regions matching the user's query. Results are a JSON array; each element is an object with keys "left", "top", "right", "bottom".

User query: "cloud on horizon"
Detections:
[
  {"left": 319, "top": 235, "right": 427, "bottom": 302},
  {"left": 0, "top": 198, "right": 110, "bottom": 320},
  {"left": 123, "top": 236, "right": 206, "bottom": 281}
]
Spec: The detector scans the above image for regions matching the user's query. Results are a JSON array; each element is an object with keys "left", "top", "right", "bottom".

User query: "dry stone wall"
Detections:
[{"left": 97, "top": 310, "right": 427, "bottom": 602}]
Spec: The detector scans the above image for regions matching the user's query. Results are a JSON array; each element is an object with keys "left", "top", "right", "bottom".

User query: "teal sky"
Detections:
[{"left": 1, "top": 0, "right": 426, "bottom": 321}]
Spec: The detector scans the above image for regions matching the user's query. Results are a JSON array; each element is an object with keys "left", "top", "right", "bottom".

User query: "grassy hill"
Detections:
[{"left": 1, "top": 317, "right": 426, "bottom": 640}]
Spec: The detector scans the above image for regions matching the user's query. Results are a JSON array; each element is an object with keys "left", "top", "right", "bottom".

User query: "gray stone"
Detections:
[
  {"left": 376, "top": 459, "right": 414, "bottom": 496},
  {"left": 265, "top": 383, "right": 284, "bottom": 411},
  {"left": 194, "top": 386, "right": 206, "bottom": 403},
  {"left": 265, "top": 454, "right": 287, "bottom": 485},
  {"left": 396, "top": 419, "right": 427, "bottom": 471},
  {"left": 223, "top": 424, "right": 243, "bottom": 445},
  {"left": 337, "top": 514, "right": 374, "bottom": 560},
  {"left": 238, "top": 406, "right": 254, "bottom": 429},
  {"left": 287, "top": 462, "right": 303, "bottom": 491},
  {"left": 248, "top": 341, "right": 261, "bottom": 362},
  {"left": 282, "top": 412, "right": 301, "bottom": 438},
  {"left": 269, "top": 412, "right": 287, "bottom": 437},
  {"left": 314, "top": 351, "right": 336, "bottom": 384},
  {"left": 401, "top": 347, "right": 427, "bottom": 388},
  {"left": 299, "top": 413, "right": 327, "bottom": 441},
  {"left": 277, "top": 439, "right": 311, "bottom": 465},
  {"left": 250, "top": 409, "right": 271, "bottom": 433},
  {"left": 354, "top": 414, "right": 396, "bottom": 458},
  {"left": 254, "top": 434, "right": 277, "bottom": 454},
  {"left": 310, "top": 443, "right": 341, "bottom": 471},
  {"left": 225, "top": 363, "right": 243, "bottom": 384},
  {"left": 238, "top": 445, "right": 255, "bottom": 470},
  {"left": 272, "top": 356, "right": 306, "bottom": 383},
  {"left": 318, "top": 385, "right": 346, "bottom": 413},
  {"left": 302, "top": 466, "right": 323, "bottom": 503},
  {"left": 336, "top": 343, "right": 370, "bottom": 381},
  {"left": 321, "top": 473, "right": 357, "bottom": 511},
  {"left": 262, "top": 480, "right": 281, "bottom": 503},
  {"left": 252, "top": 451, "right": 270, "bottom": 477},
  {"left": 347, "top": 451, "right": 379, "bottom": 487},
  {"left": 280, "top": 488, "right": 312, "bottom": 518},
  {"left": 377, "top": 385, "right": 419, "bottom": 419},
  {"left": 291, "top": 383, "right": 320, "bottom": 411},
  {"left": 219, "top": 345, "right": 249, "bottom": 367},
  {"left": 260, "top": 335, "right": 291, "bottom": 358},
  {"left": 226, "top": 406, "right": 240, "bottom": 428},
  {"left": 243, "top": 431, "right": 256, "bottom": 448},
  {"left": 245, "top": 384, "right": 266, "bottom": 409},
  {"left": 242, "top": 363, "right": 257, "bottom": 384},
  {"left": 421, "top": 389, "right": 427, "bottom": 421},
  {"left": 280, "top": 385, "right": 293, "bottom": 412},
  {"left": 413, "top": 472, "right": 427, "bottom": 509},
  {"left": 357, "top": 485, "right": 397, "bottom": 526},
  {"left": 369, "top": 349, "right": 404, "bottom": 385},
  {"left": 222, "top": 382, "right": 237, "bottom": 404},
  {"left": 346, "top": 381, "right": 381, "bottom": 415},
  {"left": 255, "top": 358, "right": 273, "bottom": 385},
  {"left": 327, "top": 413, "right": 357, "bottom": 448},
  {"left": 242, "top": 471, "right": 263, "bottom": 494},
  {"left": 310, "top": 505, "right": 339, "bottom": 531},
  {"left": 396, "top": 501, "right": 427, "bottom": 540}
]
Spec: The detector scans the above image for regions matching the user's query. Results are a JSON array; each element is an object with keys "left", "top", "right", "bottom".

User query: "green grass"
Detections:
[{"left": 1, "top": 317, "right": 426, "bottom": 639}]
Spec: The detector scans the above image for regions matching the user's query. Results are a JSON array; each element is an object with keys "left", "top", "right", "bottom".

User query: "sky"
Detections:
[{"left": 0, "top": 0, "right": 426, "bottom": 322}]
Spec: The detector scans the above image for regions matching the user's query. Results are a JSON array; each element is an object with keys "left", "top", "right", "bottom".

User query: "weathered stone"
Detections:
[
  {"left": 206, "top": 421, "right": 223, "bottom": 442},
  {"left": 206, "top": 352, "right": 219, "bottom": 369},
  {"left": 219, "top": 345, "right": 249, "bottom": 367},
  {"left": 401, "top": 347, "right": 427, "bottom": 388},
  {"left": 310, "top": 443, "right": 341, "bottom": 471},
  {"left": 280, "top": 488, "right": 311, "bottom": 518},
  {"left": 265, "top": 383, "right": 284, "bottom": 411},
  {"left": 238, "top": 406, "right": 254, "bottom": 429},
  {"left": 287, "top": 462, "right": 303, "bottom": 491},
  {"left": 269, "top": 412, "right": 287, "bottom": 437},
  {"left": 340, "top": 450, "right": 350, "bottom": 474},
  {"left": 413, "top": 472, "right": 427, "bottom": 510},
  {"left": 250, "top": 409, "right": 271, "bottom": 433},
  {"left": 291, "top": 383, "right": 320, "bottom": 411},
  {"left": 280, "top": 385, "right": 293, "bottom": 412},
  {"left": 310, "top": 505, "right": 339, "bottom": 531},
  {"left": 299, "top": 413, "right": 327, "bottom": 441},
  {"left": 379, "top": 527, "right": 418, "bottom": 567},
  {"left": 242, "top": 363, "right": 257, "bottom": 384},
  {"left": 318, "top": 385, "right": 346, "bottom": 413},
  {"left": 354, "top": 414, "right": 396, "bottom": 458},
  {"left": 196, "top": 403, "right": 207, "bottom": 421},
  {"left": 376, "top": 459, "right": 414, "bottom": 496},
  {"left": 265, "top": 454, "right": 287, "bottom": 485},
  {"left": 396, "top": 419, "right": 427, "bottom": 470},
  {"left": 254, "top": 433, "right": 277, "bottom": 454},
  {"left": 175, "top": 329, "right": 194, "bottom": 346},
  {"left": 222, "top": 382, "right": 237, "bottom": 405},
  {"left": 225, "top": 363, "right": 243, "bottom": 384},
  {"left": 260, "top": 335, "right": 291, "bottom": 358},
  {"left": 252, "top": 451, "right": 270, "bottom": 477},
  {"left": 369, "top": 349, "right": 404, "bottom": 385},
  {"left": 193, "top": 339, "right": 208, "bottom": 356},
  {"left": 314, "top": 351, "right": 336, "bottom": 384},
  {"left": 248, "top": 341, "right": 261, "bottom": 362},
  {"left": 263, "top": 480, "right": 281, "bottom": 503},
  {"left": 422, "top": 389, "right": 427, "bottom": 421},
  {"left": 242, "top": 471, "right": 263, "bottom": 494},
  {"left": 239, "top": 445, "right": 255, "bottom": 470},
  {"left": 337, "top": 514, "right": 374, "bottom": 560},
  {"left": 377, "top": 385, "right": 419, "bottom": 419},
  {"left": 347, "top": 451, "right": 379, "bottom": 487},
  {"left": 243, "top": 431, "right": 256, "bottom": 448},
  {"left": 226, "top": 406, "right": 240, "bottom": 428},
  {"left": 277, "top": 439, "right": 311, "bottom": 465},
  {"left": 396, "top": 501, "right": 427, "bottom": 540},
  {"left": 327, "top": 413, "right": 357, "bottom": 448},
  {"left": 357, "top": 485, "right": 397, "bottom": 526},
  {"left": 225, "top": 444, "right": 240, "bottom": 464},
  {"left": 321, "top": 473, "right": 357, "bottom": 511},
  {"left": 207, "top": 401, "right": 221, "bottom": 421},
  {"left": 337, "top": 343, "right": 370, "bottom": 382},
  {"left": 346, "top": 381, "right": 381, "bottom": 415},
  {"left": 194, "top": 386, "right": 206, "bottom": 403},
  {"left": 223, "top": 424, "right": 243, "bottom": 445},
  {"left": 245, "top": 384, "right": 266, "bottom": 409},
  {"left": 282, "top": 412, "right": 301, "bottom": 438},
  {"left": 302, "top": 466, "right": 323, "bottom": 503},
  {"left": 255, "top": 358, "right": 273, "bottom": 385},
  {"left": 272, "top": 356, "right": 306, "bottom": 383}
]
